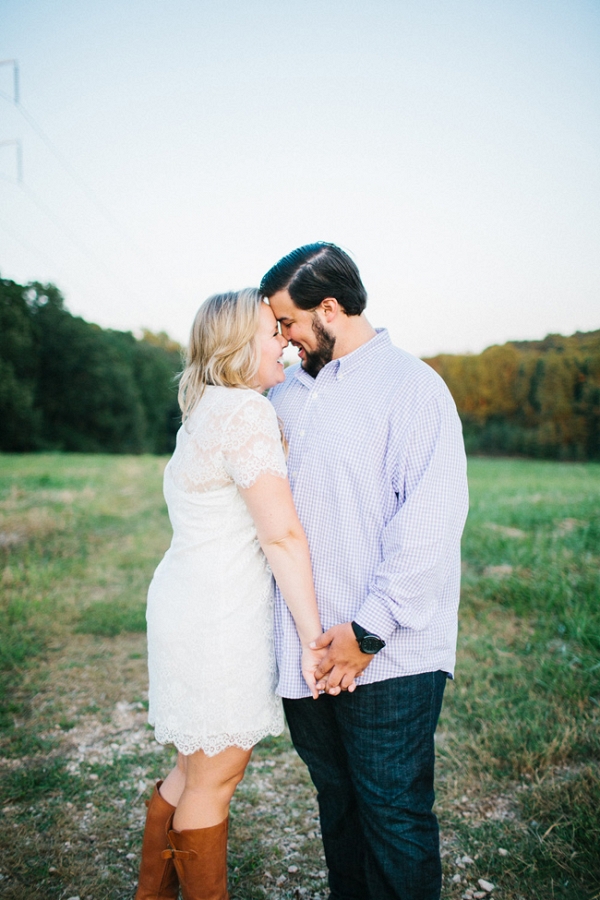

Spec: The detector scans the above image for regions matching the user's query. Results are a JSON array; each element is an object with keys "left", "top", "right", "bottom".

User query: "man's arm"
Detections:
[{"left": 313, "top": 388, "right": 468, "bottom": 691}]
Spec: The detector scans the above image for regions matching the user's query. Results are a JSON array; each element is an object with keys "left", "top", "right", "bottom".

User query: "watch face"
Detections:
[{"left": 361, "top": 635, "right": 384, "bottom": 654}]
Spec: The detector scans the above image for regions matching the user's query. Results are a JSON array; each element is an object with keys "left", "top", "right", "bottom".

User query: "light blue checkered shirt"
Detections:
[{"left": 269, "top": 328, "right": 469, "bottom": 699}]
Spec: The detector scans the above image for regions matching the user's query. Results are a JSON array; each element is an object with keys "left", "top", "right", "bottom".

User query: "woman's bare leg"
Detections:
[
  {"left": 159, "top": 752, "right": 187, "bottom": 806},
  {"left": 172, "top": 745, "right": 253, "bottom": 830}
]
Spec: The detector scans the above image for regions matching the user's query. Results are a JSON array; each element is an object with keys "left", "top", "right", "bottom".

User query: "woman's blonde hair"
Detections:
[{"left": 178, "top": 288, "right": 263, "bottom": 421}]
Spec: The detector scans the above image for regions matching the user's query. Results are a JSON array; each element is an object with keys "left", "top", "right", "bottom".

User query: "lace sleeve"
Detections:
[{"left": 222, "top": 393, "right": 287, "bottom": 488}]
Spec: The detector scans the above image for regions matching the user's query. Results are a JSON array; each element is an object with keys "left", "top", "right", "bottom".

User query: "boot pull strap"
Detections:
[{"left": 161, "top": 848, "right": 197, "bottom": 860}]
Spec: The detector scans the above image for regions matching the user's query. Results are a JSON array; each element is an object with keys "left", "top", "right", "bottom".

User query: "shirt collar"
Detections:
[{"left": 293, "top": 328, "right": 391, "bottom": 387}]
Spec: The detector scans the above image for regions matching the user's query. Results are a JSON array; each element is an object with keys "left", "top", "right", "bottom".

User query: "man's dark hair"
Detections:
[{"left": 260, "top": 242, "right": 367, "bottom": 316}]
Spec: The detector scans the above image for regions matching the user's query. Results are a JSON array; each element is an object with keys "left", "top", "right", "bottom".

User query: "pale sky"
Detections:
[{"left": 1, "top": 0, "right": 598, "bottom": 358}]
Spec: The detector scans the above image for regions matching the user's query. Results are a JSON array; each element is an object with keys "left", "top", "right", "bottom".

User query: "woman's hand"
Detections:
[
  {"left": 301, "top": 645, "right": 329, "bottom": 699},
  {"left": 301, "top": 644, "right": 358, "bottom": 698}
]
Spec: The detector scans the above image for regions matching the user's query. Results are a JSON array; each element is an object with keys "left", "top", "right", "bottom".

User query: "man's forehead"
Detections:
[{"left": 269, "top": 289, "right": 298, "bottom": 319}]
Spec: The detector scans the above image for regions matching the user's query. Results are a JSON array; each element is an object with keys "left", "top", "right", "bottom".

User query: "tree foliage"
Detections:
[
  {"left": 3, "top": 273, "right": 598, "bottom": 459},
  {"left": 0, "top": 276, "right": 182, "bottom": 453},
  {"left": 425, "top": 331, "right": 600, "bottom": 460}
]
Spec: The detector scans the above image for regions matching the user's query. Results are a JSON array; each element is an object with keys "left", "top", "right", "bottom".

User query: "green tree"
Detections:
[
  {"left": 133, "top": 335, "right": 181, "bottom": 453},
  {"left": 1, "top": 278, "right": 184, "bottom": 454},
  {"left": 0, "top": 277, "right": 41, "bottom": 450}
]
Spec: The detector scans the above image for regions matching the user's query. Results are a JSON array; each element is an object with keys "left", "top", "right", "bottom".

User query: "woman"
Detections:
[{"left": 135, "top": 289, "right": 324, "bottom": 900}]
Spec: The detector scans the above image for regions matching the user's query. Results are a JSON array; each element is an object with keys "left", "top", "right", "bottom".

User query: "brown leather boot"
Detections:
[
  {"left": 165, "top": 816, "right": 229, "bottom": 900},
  {"left": 134, "top": 781, "right": 179, "bottom": 899}
]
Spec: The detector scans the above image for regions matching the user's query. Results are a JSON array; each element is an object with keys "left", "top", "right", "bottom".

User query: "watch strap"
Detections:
[
  {"left": 351, "top": 621, "right": 369, "bottom": 642},
  {"left": 351, "top": 621, "right": 386, "bottom": 654}
]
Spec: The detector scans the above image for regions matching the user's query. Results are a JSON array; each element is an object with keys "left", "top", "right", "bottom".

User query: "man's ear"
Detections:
[{"left": 319, "top": 297, "right": 339, "bottom": 322}]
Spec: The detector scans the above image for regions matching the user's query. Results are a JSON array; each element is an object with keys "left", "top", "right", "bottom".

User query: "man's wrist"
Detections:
[{"left": 351, "top": 621, "right": 386, "bottom": 655}]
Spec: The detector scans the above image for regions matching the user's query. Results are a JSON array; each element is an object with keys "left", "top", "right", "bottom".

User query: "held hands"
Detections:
[
  {"left": 310, "top": 622, "right": 374, "bottom": 694},
  {"left": 301, "top": 644, "right": 329, "bottom": 700}
]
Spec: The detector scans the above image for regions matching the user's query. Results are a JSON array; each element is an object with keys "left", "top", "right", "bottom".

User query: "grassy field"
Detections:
[{"left": 0, "top": 453, "right": 599, "bottom": 900}]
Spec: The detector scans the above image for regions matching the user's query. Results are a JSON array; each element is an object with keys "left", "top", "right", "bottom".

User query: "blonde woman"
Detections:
[{"left": 135, "top": 290, "right": 324, "bottom": 900}]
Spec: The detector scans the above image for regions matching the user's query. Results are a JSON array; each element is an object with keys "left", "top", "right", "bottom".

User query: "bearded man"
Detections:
[{"left": 261, "top": 242, "right": 468, "bottom": 900}]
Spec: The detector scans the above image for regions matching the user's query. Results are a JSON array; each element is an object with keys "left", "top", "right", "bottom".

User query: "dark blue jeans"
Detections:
[{"left": 283, "top": 671, "right": 447, "bottom": 900}]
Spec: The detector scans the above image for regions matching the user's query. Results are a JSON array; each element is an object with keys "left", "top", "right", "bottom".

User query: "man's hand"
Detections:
[{"left": 310, "top": 622, "right": 374, "bottom": 693}]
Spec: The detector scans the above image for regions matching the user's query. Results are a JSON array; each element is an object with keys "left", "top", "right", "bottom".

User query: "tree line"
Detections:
[
  {"left": 424, "top": 330, "right": 600, "bottom": 460},
  {"left": 0, "top": 276, "right": 182, "bottom": 453},
  {"left": 2, "top": 274, "right": 599, "bottom": 459}
]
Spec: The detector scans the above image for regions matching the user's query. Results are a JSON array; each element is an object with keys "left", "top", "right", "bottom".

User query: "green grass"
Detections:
[
  {"left": 0, "top": 453, "right": 599, "bottom": 898},
  {"left": 435, "top": 458, "right": 600, "bottom": 898},
  {"left": 446, "top": 459, "right": 600, "bottom": 777},
  {"left": 75, "top": 599, "right": 147, "bottom": 636},
  {"left": 0, "top": 453, "right": 168, "bottom": 705},
  {"left": 2, "top": 756, "right": 83, "bottom": 805}
]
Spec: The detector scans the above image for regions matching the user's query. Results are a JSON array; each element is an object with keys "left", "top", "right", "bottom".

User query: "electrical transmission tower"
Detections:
[{"left": 0, "top": 59, "right": 22, "bottom": 182}]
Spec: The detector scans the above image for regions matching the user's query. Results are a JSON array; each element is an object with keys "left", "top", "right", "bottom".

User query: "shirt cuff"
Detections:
[{"left": 354, "top": 593, "right": 399, "bottom": 642}]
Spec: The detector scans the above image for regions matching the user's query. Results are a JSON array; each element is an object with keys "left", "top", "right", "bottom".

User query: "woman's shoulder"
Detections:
[
  {"left": 224, "top": 388, "right": 277, "bottom": 426},
  {"left": 188, "top": 386, "right": 275, "bottom": 430},
  {"left": 208, "top": 385, "right": 271, "bottom": 413}
]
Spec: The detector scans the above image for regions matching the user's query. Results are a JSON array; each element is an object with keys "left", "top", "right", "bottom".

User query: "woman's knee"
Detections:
[
  {"left": 184, "top": 746, "right": 251, "bottom": 793},
  {"left": 226, "top": 764, "right": 247, "bottom": 791},
  {"left": 215, "top": 752, "right": 251, "bottom": 793}
]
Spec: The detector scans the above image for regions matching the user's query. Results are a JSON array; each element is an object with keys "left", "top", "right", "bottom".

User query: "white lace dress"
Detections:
[{"left": 146, "top": 386, "right": 286, "bottom": 756}]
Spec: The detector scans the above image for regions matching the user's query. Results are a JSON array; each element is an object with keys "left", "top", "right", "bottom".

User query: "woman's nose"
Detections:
[{"left": 278, "top": 333, "right": 288, "bottom": 348}]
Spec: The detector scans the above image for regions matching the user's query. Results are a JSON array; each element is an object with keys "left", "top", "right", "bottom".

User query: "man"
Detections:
[{"left": 261, "top": 243, "right": 469, "bottom": 900}]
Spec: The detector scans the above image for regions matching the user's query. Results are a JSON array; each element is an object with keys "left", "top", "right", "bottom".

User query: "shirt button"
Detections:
[{"left": 300, "top": 430, "right": 305, "bottom": 437}]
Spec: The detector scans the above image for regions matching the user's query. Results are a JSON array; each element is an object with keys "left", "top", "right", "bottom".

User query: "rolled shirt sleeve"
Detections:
[{"left": 356, "top": 390, "right": 469, "bottom": 641}]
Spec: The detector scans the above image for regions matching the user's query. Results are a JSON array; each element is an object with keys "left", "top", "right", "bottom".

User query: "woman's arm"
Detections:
[{"left": 239, "top": 473, "right": 325, "bottom": 698}]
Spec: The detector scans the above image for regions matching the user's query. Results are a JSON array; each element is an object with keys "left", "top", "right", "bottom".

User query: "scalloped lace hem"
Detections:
[{"left": 151, "top": 722, "right": 285, "bottom": 757}]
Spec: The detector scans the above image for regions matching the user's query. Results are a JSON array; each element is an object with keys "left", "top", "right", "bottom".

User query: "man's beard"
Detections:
[{"left": 302, "top": 314, "right": 336, "bottom": 378}]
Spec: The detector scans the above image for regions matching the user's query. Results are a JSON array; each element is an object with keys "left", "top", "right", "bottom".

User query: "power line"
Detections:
[
  {"left": 0, "top": 62, "right": 151, "bottom": 261},
  {"left": 1, "top": 179, "right": 152, "bottom": 310},
  {"left": 0, "top": 60, "right": 161, "bottom": 308},
  {"left": 0, "top": 214, "right": 60, "bottom": 271},
  {"left": 14, "top": 102, "right": 137, "bottom": 237},
  {"left": 18, "top": 181, "right": 131, "bottom": 289}
]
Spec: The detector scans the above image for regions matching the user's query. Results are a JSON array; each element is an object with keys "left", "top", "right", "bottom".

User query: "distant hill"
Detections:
[
  {"left": 424, "top": 329, "right": 600, "bottom": 460},
  {"left": 508, "top": 330, "right": 600, "bottom": 354}
]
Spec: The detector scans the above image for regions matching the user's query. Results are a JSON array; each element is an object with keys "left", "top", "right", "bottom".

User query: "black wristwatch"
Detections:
[{"left": 351, "top": 621, "right": 386, "bottom": 655}]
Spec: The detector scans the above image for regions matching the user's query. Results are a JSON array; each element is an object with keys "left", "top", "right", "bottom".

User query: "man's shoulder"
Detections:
[{"left": 371, "top": 339, "right": 449, "bottom": 400}]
